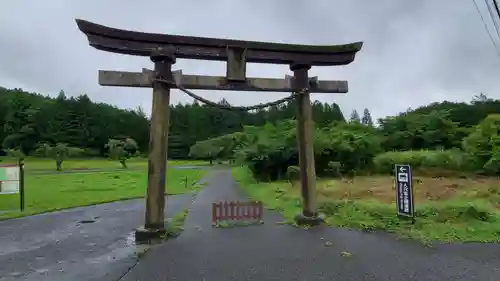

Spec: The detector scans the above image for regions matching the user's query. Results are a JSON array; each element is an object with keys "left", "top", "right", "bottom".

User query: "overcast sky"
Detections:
[{"left": 1, "top": 0, "right": 500, "bottom": 120}]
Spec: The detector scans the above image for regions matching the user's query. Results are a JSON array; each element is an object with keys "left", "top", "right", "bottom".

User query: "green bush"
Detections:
[
  {"left": 373, "top": 149, "right": 477, "bottom": 174},
  {"left": 235, "top": 120, "right": 382, "bottom": 181},
  {"left": 105, "top": 138, "right": 139, "bottom": 168},
  {"left": 463, "top": 114, "right": 500, "bottom": 175}
]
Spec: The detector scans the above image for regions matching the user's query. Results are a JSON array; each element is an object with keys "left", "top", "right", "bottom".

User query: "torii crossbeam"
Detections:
[{"left": 75, "top": 19, "right": 362, "bottom": 240}]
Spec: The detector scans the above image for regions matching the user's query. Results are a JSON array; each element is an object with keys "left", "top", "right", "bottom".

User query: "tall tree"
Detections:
[
  {"left": 349, "top": 109, "right": 360, "bottom": 123},
  {"left": 361, "top": 108, "right": 374, "bottom": 127},
  {"left": 2, "top": 90, "right": 40, "bottom": 153}
]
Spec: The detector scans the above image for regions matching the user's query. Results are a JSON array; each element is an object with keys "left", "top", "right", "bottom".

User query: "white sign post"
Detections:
[
  {"left": 0, "top": 165, "right": 20, "bottom": 194},
  {"left": 0, "top": 164, "right": 24, "bottom": 211}
]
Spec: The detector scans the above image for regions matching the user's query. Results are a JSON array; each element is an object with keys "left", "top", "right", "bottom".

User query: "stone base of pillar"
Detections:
[
  {"left": 134, "top": 226, "right": 166, "bottom": 243},
  {"left": 294, "top": 212, "right": 325, "bottom": 226}
]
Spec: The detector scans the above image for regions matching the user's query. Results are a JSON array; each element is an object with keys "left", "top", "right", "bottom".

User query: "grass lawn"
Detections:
[
  {"left": 0, "top": 157, "right": 209, "bottom": 171},
  {"left": 0, "top": 164, "right": 208, "bottom": 220},
  {"left": 232, "top": 166, "right": 500, "bottom": 243}
]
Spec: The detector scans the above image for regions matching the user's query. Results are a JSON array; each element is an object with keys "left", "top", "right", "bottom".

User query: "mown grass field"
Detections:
[
  {"left": 0, "top": 157, "right": 209, "bottom": 220},
  {"left": 0, "top": 156, "right": 208, "bottom": 171},
  {"left": 232, "top": 166, "right": 500, "bottom": 243}
]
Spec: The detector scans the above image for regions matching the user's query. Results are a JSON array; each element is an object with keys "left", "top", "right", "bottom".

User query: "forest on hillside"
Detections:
[
  {"left": 2, "top": 86, "right": 500, "bottom": 179},
  {"left": 0, "top": 87, "right": 346, "bottom": 159}
]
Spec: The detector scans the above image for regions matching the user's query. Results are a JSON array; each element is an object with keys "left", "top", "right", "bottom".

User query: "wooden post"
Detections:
[
  {"left": 143, "top": 48, "right": 175, "bottom": 234},
  {"left": 19, "top": 160, "right": 25, "bottom": 212},
  {"left": 291, "top": 63, "right": 323, "bottom": 225}
]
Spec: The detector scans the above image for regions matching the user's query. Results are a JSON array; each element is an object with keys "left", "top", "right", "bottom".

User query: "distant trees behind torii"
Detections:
[{"left": 0, "top": 87, "right": 348, "bottom": 159}]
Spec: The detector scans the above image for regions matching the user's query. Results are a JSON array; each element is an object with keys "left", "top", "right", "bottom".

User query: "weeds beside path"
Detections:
[{"left": 232, "top": 166, "right": 500, "bottom": 243}]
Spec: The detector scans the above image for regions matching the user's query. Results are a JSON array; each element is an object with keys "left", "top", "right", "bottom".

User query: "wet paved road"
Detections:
[
  {"left": 121, "top": 169, "right": 500, "bottom": 281},
  {"left": 0, "top": 194, "right": 193, "bottom": 281}
]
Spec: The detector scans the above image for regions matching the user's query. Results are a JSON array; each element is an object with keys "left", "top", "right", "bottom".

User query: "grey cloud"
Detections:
[{"left": 1, "top": 0, "right": 500, "bottom": 120}]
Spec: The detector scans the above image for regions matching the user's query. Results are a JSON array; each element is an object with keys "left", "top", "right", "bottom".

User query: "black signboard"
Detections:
[{"left": 395, "top": 164, "right": 414, "bottom": 218}]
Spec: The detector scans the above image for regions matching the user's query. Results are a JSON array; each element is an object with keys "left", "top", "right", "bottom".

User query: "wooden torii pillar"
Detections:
[{"left": 75, "top": 19, "right": 362, "bottom": 240}]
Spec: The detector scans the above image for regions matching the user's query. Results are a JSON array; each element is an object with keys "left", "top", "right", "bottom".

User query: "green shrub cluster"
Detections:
[
  {"left": 191, "top": 112, "right": 500, "bottom": 179},
  {"left": 373, "top": 149, "right": 479, "bottom": 175},
  {"left": 232, "top": 121, "right": 381, "bottom": 181},
  {"left": 463, "top": 114, "right": 500, "bottom": 175}
]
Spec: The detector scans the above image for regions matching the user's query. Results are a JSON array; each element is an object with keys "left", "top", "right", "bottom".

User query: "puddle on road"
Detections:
[
  {"left": 77, "top": 219, "right": 96, "bottom": 224},
  {"left": 76, "top": 215, "right": 101, "bottom": 225}
]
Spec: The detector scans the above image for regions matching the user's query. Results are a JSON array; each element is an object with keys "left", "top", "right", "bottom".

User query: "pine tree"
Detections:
[
  {"left": 361, "top": 108, "right": 374, "bottom": 127},
  {"left": 349, "top": 109, "right": 360, "bottom": 123}
]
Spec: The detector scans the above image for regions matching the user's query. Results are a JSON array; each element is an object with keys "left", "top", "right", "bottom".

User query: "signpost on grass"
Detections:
[
  {"left": 0, "top": 164, "right": 25, "bottom": 211},
  {"left": 395, "top": 164, "right": 414, "bottom": 221}
]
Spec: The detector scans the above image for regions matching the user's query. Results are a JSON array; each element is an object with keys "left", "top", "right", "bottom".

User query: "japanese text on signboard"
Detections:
[{"left": 395, "top": 164, "right": 414, "bottom": 217}]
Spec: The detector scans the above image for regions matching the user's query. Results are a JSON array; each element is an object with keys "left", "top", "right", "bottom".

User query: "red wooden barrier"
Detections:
[{"left": 212, "top": 200, "right": 263, "bottom": 225}]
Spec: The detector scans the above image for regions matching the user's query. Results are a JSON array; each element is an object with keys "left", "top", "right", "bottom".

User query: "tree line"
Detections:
[
  {"left": 0, "top": 86, "right": 368, "bottom": 159},
  {"left": 189, "top": 93, "right": 500, "bottom": 180}
]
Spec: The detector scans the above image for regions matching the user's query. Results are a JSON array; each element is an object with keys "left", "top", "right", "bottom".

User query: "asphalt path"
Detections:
[
  {"left": 121, "top": 169, "right": 500, "bottom": 281},
  {"left": 1, "top": 168, "right": 499, "bottom": 280},
  {"left": 0, "top": 194, "right": 193, "bottom": 281}
]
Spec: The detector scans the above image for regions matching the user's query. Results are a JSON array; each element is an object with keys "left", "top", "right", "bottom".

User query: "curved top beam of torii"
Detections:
[{"left": 75, "top": 19, "right": 363, "bottom": 66}]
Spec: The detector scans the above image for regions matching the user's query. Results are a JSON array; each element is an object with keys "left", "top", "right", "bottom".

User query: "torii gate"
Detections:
[{"left": 75, "top": 19, "right": 362, "bottom": 240}]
